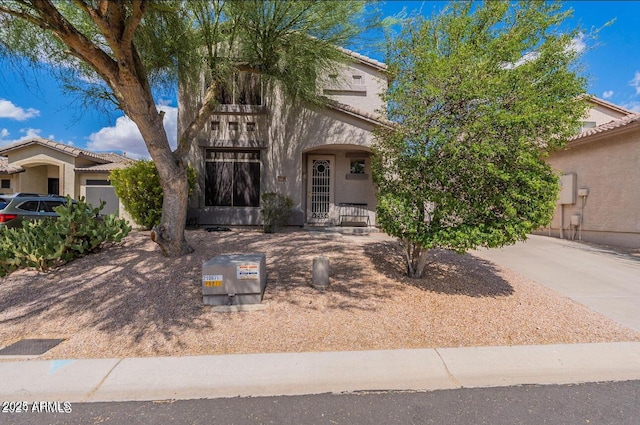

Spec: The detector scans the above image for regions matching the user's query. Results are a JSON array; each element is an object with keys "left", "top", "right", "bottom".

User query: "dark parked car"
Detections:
[{"left": 0, "top": 193, "right": 73, "bottom": 228}]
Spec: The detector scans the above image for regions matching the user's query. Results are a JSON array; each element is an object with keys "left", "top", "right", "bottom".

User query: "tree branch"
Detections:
[
  {"left": 122, "top": 0, "right": 148, "bottom": 49},
  {"left": 175, "top": 82, "right": 219, "bottom": 161},
  {"left": 0, "top": 3, "right": 51, "bottom": 30},
  {"left": 18, "top": 1, "right": 120, "bottom": 85},
  {"left": 72, "top": 0, "right": 110, "bottom": 38}
]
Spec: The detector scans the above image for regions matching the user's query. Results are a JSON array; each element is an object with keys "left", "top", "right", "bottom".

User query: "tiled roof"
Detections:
[
  {"left": 336, "top": 46, "right": 387, "bottom": 71},
  {"left": 0, "top": 156, "right": 25, "bottom": 175},
  {"left": 569, "top": 112, "right": 640, "bottom": 143},
  {"left": 0, "top": 138, "right": 117, "bottom": 163},
  {"left": 583, "top": 95, "right": 633, "bottom": 115},
  {"left": 324, "top": 98, "right": 394, "bottom": 127},
  {"left": 0, "top": 138, "right": 133, "bottom": 172},
  {"left": 91, "top": 152, "right": 131, "bottom": 163},
  {"left": 75, "top": 162, "right": 131, "bottom": 172}
]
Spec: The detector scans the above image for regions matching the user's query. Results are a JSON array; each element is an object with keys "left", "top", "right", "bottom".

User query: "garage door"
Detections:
[{"left": 86, "top": 181, "right": 119, "bottom": 216}]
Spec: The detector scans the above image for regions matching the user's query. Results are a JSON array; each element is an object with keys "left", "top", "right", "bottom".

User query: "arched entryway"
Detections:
[
  {"left": 303, "top": 145, "right": 375, "bottom": 227},
  {"left": 16, "top": 163, "right": 61, "bottom": 195}
]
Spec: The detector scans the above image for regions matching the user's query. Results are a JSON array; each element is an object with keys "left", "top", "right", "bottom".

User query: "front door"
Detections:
[
  {"left": 307, "top": 155, "right": 334, "bottom": 225},
  {"left": 47, "top": 178, "right": 59, "bottom": 195}
]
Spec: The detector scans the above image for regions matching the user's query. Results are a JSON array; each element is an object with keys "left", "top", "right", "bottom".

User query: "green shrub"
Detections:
[
  {"left": 260, "top": 192, "right": 293, "bottom": 233},
  {"left": 0, "top": 196, "right": 131, "bottom": 277},
  {"left": 110, "top": 160, "right": 196, "bottom": 229}
]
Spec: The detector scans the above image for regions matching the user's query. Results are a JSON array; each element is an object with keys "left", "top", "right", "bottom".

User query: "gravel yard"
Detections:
[{"left": 1, "top": 228, "right": 638, "bottom": 360}]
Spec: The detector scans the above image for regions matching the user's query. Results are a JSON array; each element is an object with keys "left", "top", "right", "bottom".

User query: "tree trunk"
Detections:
[
  {"left": 118, "top": 85, "right": 194, "bottom": 257},
  {"left": 403, "top": 240, "right": 429, "bottom": 278},
  {"left": 150, "top": 160, "right": 194, "bottom": 257}
]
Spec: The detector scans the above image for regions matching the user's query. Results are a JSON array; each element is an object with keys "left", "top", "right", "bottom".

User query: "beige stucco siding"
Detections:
[
  {"left": 585, "top": 104, "right": 628, "bottom": 126},
  {"left": 180, "top": 53, "right": 387, "bottom": 227},
  {"left": 184, "top": 80, "right": 382, "bottom": 226},
  {"left": 7, "top": 145, "right": 76, "bottom": 195},
  {"left": 322, "top": 62, "right": 387, "bottom": 115},
  {"left": 187, "top": 98, "right": 378, "bottom": 215},
  {"left": 545, "top": 128, "right": 640, "bottom": 247}
]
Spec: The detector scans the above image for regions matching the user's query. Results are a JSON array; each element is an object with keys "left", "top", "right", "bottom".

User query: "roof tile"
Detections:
[{"left": 570, "top": 112, "right": 640, "bottom": 142}]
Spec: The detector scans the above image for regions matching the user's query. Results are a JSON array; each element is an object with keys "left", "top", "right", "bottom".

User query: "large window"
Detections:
[
  {"left": 217, "top": 72, "right": 262, "bottom": 106},
  {"left": 205, "top": 150, "right": 261, "bottom": 207}
]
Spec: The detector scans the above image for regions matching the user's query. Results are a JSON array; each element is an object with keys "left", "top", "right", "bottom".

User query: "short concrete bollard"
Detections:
[{"left": 312, "top": 256, "right": 330, "bottom": 290}]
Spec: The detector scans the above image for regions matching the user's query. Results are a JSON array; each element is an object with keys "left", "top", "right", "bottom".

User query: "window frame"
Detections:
[
  {"left": 216, "top": 72, "right": 263, "bottom": 106},
  {"left": 204, "top": 149, "right": 262, "bottom": 207}
]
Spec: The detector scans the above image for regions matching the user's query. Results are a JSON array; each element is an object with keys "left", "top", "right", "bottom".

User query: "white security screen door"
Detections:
[{"left": 307, "top": 155, "right": 334, "bottom": 225}]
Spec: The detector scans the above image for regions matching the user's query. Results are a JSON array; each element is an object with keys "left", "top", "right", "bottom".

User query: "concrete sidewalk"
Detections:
[{"left": 1, "top": 342, "right": 640, "bottom": 402}]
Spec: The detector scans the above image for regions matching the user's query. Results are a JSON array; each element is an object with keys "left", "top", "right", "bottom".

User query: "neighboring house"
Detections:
[
  {"left": 542, "top": 97, "right": 640, "bottom": 248},
  {"left": 0, "top": 138, "right": 131, "bottom": 216},
  {"left": 180, "top": 48, "right": 390, "bottom": 227}
]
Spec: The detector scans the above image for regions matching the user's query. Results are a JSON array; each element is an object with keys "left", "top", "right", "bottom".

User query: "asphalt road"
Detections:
[{"left": 3, "top": 380, "right": 639, "bottom": 425}]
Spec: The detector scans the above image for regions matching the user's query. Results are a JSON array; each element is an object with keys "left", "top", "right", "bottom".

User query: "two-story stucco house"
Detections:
[
  {"left": 542, "top": 97, "right": 640, "bottom": 248},
  {"left": 180, "top": 48, "right": 389, "bottom": 227}
]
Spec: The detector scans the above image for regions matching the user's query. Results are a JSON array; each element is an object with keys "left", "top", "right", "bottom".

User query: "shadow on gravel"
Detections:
[
  {"left": 0, "top": 229, "right": 391, "bottom": 346},
  {"left": 234, "top": 230, "right": 392, "bottom": 312},
  {"left": 0, "top": 232, "right": 208, "bottom": 346},
  {"left": 363, "top": 241, "right": 514, "bottom": 298}
]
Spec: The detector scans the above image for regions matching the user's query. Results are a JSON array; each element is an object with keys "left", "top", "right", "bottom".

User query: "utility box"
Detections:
[
  {"left": 570, "top": 214, "right": 581, "bottom": 226},
  {"left": 202, "top": 254, "right": 266, "bottom": 306},
  {"left": 559, "top": 173, "right": 577, "bottom": 205}
]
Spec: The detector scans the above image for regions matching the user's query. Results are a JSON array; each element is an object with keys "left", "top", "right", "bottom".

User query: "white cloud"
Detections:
[
  {"left": 0, "top": 128, "right": 45, "bottom": 147},
  {"left": 19, "top": 128, "right": 43, "bottom": 139},
  {"left": 86, "top": 105, "right": 178, "bottom": 159},
  {"left": 500, "top": 51, "right": 540, "bottom": 70},
  {"left": 568, "top": 32, "right": 586, "bottom": 55},
  {"left": 630, "top": 71, "right": 640, "bottom": 95},
  {"left": 500, "top": 33, "right": 586, "bottom": 71},
  {"left": 0, "top": 99, "right": 40, "bottom": 121},
  {"left": 620, "top": 101, "right": 640, "bottom": 113},
  {"left": 602, "top": 90, "right": 614, "bottom": 99}
]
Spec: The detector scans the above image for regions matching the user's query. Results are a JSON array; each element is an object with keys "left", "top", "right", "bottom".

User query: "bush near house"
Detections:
[
  {"left": 260, "top": 192, "right": 293, "bottom": 233},
  {"left": 0, "top": 197, "right": 131, "bottom": 277},
  {"left": 110, "top": 160, "right": 197, "bottom": 230}
]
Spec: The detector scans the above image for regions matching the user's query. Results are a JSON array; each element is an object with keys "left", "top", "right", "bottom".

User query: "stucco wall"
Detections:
[
  {"left": 6, "top": 145, "right": 76, "bottom": 196},
  {"left": 544, "top": 127, "right": 640, "bottom": 247},
  {"left": 585, "top": 104, "right": 627, "bottom": 125},
  {"left": 181, "top": 57, "right": 385, "bottom": 227},
  {"left": 0, "top": 176, "right": 14, "bottom": 194},
  {"left": 321, "top": 62, "right": 387, "bottom": 115},
  {"left": 185, "top": 91, "right": 379, "bottom": 226}
]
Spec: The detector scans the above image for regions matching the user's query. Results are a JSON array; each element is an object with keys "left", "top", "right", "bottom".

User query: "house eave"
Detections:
[
  {"left": 323, "top": 99, "right": 394, "bottom": 128},
  {"left": 566, "top": 120, "right": 640, "bottom": 149}
]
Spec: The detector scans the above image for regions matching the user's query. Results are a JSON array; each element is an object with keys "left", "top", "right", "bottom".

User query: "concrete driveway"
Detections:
[{"left": 474, "top": 235, "right": 640, "bottom": 333}]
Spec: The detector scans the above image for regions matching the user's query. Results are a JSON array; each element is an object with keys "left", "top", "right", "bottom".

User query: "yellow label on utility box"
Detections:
[{"left": 203, "top": 274, "right": 223, "bottom": 287}]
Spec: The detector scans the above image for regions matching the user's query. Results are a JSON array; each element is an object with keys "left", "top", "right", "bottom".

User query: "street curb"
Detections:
[{"left": 0, "top": 342, "right": 639, "bottom": 403}]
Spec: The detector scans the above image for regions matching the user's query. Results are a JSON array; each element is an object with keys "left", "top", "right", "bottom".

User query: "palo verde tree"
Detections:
[
  {"left": 373, "top": 1, "right": 589, "bottom": 278},
  {"left": 0, "top": 0, "right": 372, "bottom": 256}
]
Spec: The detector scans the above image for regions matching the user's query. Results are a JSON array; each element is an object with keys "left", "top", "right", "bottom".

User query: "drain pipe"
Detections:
[
  {"left": 560, "top": 204, "right": 564, "bottom": 239},
  {"left": 578, "top": 188, "right": 589, "bottom": 241}
]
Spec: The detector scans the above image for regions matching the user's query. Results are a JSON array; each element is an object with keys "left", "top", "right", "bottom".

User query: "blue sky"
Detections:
[{"left": 1, "top": 1, "right": 639, "bottom": 159}]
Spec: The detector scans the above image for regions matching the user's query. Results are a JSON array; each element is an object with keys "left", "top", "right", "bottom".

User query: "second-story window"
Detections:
[{"left": 217, "top": 72, "right": 262, "bottom": 106}]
